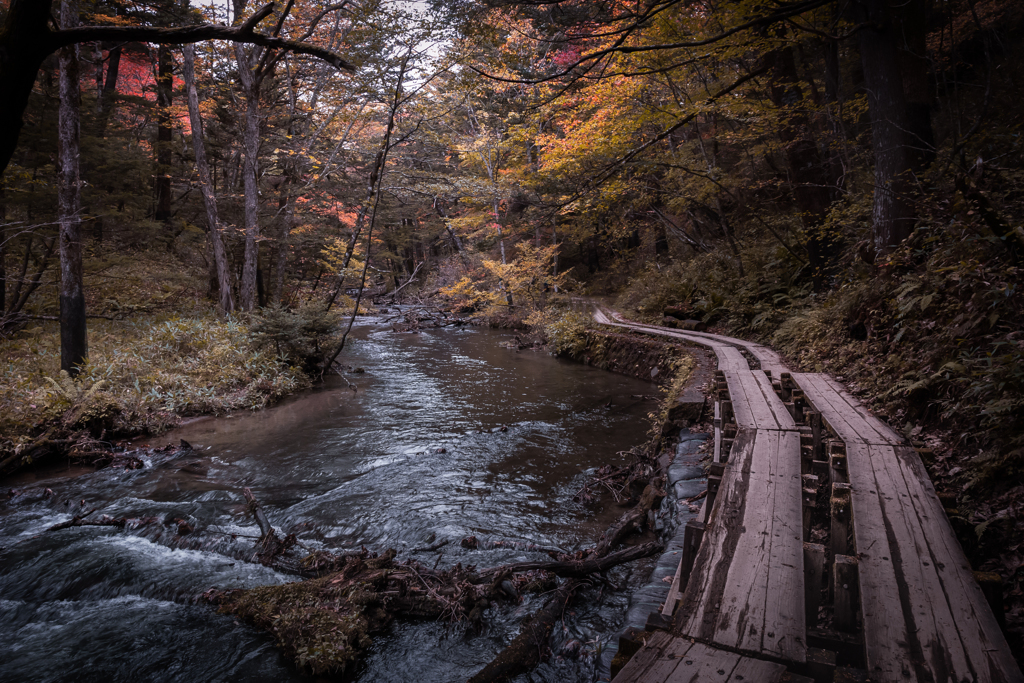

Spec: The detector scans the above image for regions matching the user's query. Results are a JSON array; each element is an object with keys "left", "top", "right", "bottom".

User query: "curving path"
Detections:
[{"left": 593, "top": 306, "right": 1022, "bottom": 683}]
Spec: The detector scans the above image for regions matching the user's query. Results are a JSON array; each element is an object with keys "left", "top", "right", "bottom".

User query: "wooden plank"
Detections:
[
  {"left": 761, "top": 429, "right": 807, "bottom": 662},
  {"left": 728, "top": 656, "right": 788, "bottom": 682},
  {"left": 676, "top": 430, "right": 806, "bottom": 663},
  {"left": 717, "top": 345, "right": 750, "bottom": 372},
  {"left": 752, "top": 370, "right": 799, "bottom": 430},
  {"left": 665, "top": 641, "right": 741, "bottom": 683},
  {"left": 662, "top": 556, "right": 685, "bottom": 617},
  {"left": 736, "top": 371, "right": 777, "bottom": 430},
  {"left": 819, "top": 375, "right": 902, "bottom": 445},
  {"left": 642, "top": 637, "right": 697, "bottom": 681},
  {"left": 611, "top": 630, "right": 674, "bottom": 683},
  {"left": 791, "top": 374, "right": 877, "bottom": 445},
  {"left": 721, "top": 370, "right": 799, "bottom": 432},
  {"left": 722, "top": 370, "right": 758, "bottom": 430},
  {"left": 888, "top": 444, "right": 1021, "bottom": 682},
  {"left": 792, "top": 373, "right": 899, "bottom": 446},
  {"left": 846, "top": 442, "right": 1023, "bottom": 682}
]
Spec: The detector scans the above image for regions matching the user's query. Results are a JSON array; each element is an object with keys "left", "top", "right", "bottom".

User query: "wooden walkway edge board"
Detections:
[
  {"left": 846, "top": 441, "right": 1023, "bottom": 683},
  {"left": 610, "top": 634, "right": 789, "bottom": 683}
]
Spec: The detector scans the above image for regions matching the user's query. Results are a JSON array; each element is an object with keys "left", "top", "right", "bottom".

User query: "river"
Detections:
[{"left": 0, "top": 318, "right": 663, "bottom": 683}]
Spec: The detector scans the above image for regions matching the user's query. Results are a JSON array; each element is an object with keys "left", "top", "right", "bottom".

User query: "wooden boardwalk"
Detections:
[{"left": 594, "top": 307, "right": 1022, "bottom": 683}]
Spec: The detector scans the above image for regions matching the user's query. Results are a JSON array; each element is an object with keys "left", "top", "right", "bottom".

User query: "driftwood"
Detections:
[
  {"left": 478, "top": 541, "right": 660, "bottom": 580},
  {"left": 205, "top": 484, "right": 666, "bottom": 679},
  {"left": 467, "top": 578, "right": 581, "bottom": 683},
  {"left": 47, "top": 509, "right": 163, "bottom": 532},
  {"left": 465, "top": 478, "right": 666, "bottom": 683}
]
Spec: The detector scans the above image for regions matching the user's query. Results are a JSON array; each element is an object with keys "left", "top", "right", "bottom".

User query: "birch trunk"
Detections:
[
  {"left": 183, "top": 44, "right": 235, "bottom": 313},
  {"left": 58, "top": 0, "right": 87, "bottom": 376}
]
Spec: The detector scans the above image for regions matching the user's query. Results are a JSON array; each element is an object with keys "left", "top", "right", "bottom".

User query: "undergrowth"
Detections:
[{"left": 0, "top": 313, "right": 309, "bottom": 455}]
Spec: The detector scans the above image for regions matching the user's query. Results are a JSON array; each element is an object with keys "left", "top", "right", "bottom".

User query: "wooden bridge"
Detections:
[{"left": 592, "top": 308, "right": 1022, "bottom": 683}]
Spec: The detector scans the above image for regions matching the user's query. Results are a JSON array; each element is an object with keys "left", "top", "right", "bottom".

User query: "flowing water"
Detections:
[{"left": 0, "top": 319, "right": 663, "bottom": 683}]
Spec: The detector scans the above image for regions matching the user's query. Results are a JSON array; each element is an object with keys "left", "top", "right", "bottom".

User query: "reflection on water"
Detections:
[{"left": 0, "top": 320, "right": 659, "bottom": 683}]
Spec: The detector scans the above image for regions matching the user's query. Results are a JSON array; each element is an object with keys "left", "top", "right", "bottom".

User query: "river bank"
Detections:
[{"left": 2, "top": 318, "right": 700, "bottom": 683}]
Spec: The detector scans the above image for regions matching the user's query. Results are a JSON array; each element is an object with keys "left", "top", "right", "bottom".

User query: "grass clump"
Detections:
[{"left": 0, "top": 313, "right": 309, "bottom": 459}]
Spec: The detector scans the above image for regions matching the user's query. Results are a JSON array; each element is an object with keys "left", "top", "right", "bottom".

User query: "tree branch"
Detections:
[{"left": 48, "top": 11, "right": 355, "bottom": 71}]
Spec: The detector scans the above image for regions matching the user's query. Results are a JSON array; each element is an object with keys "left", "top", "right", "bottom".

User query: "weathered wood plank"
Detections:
[
  {"left": 818, "top": 375, "right": 902, "bottom": 445},
  {"left": 846, "top": 442, "right": 1023, "bottom": 682},
  {"left": 889, "top": 444, "right": 1021, "bottom": 681},
  {"left": 762, "top": 429, "right": 806, "bottom": 661},
  {"left": 676, "top": 429, "right": 806, "bottom": 663},
  {"left": 792, "top": 373, "right": 900, "bottom": 446},
  {"left": 665, "top": 641, "right": 742, "bottom": 683},
  {"left": 610, "top": 630, "right": 674, "bottom": 683},
  {"left": 728, "top": 656, "right": 788, "bottom": 682},
  {"left": 717, "top": 345, "right": 750, "bottom": 372},
  {"left": 752, "top": 370, "right": 799, "bottom": 431},
  {"left": 720, "top": 370, "right": 799, "bottom": 432},
  {"left": 641, "top": 637, "right": 698, "bottom": 680}
]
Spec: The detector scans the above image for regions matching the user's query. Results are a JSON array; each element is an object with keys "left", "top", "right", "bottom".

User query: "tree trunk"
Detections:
[
  {"left": 895, "top": 0, "right": 934, "bottom": 171},
  {"left": 58, "top": 0, "right": 87, "bottom": 377},
  {"left": 274, "top": 191, "right": 290, "bottom": 305},
  {"left": 95, "top": 43, "right": 121, "bottom": 138},
  {"left": 235, "top": 43, "right": 262, "bottom": 311},
  {"left": 857, "top": 0, "right": 916, "bottom": 255},
  {"left": 765, "top": 37, "right": 840, "bottom": 290},
  {"left": 183, "top": 44, "right": 234, "bottom": 313},
  {"left": 154, "top": 44, "right": 173, "bottom": 224},
  {"left": 1, "top": 182, "right": 6, "bottom": 313},
  {"left": 0, "top": 2, "right": 54, "bottom": 182}
]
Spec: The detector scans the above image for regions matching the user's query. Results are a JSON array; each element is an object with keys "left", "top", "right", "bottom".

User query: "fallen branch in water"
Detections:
[
  {"left": 205, "top": 483, "right": 665, "bottom": 679},
  {"left": 47, "top": 508, "right": 163, "bottom": 532}
]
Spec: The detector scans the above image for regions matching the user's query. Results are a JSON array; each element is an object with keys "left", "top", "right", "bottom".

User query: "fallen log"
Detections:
[
  {"left": 466, "top": 477, "right": 666, "bottom": 683},
  {"left": 47, "top": 510, "right": 161, "bottom": 532},
  {"left": 594, "top": 477, "right": 665, "bottom": 556},
  {"left": 478, "top": 541, "right": 660, "bottom": 580},
  {"left": 467, "top": 578, "right": 581, "bottom": 683}
]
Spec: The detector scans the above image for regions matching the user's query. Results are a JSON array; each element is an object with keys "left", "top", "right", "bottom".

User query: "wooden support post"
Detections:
[
  {"left": 721, "top": 400, "right": 733, "bottom": 425},
  {"left": 713, "top": 401, "right": 722, "bottom": 429},
  {"left": 804, "top": 648, "right": 837, "bottom": 683},
  {"left": 833, "top": 554, "right": 859, "bottom": 632},
  {"left": 802, "top": 474, "right": 819, "bottom": 540},
  {"left": 780, "top": 372, "right": 793, "bottom": 401},
  {"left": 680, "top": 519, "right": 705, "bottom": 591},
  {"left": 707, "top": 475, "right": 722, "bottom": 512},
  {"left": 809, "top": 410, "right": 822, "bottom": 459},
  {"left": 831, "top": 483, "right": 852, "bottom": 559},
  {"left": 800, "top": 433, "right": 815, "bottom": 473},
  {"left": 723, "top": 423, "right": 737, "bottom": 438},
  {"left": 709, "top": 462, "right": 725, "bottom": 479},
  {"left": 791, "top": 389, "right": 806, "bottom": 422},
  {"left": 829, "top": 440, "right": 848, "bottom": 485},
  {"left": 804, "top": 542, "right": 825, "bottom": 628},
  {"left": 812, "top": 459, "right": 830, "bottom": 484}
]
